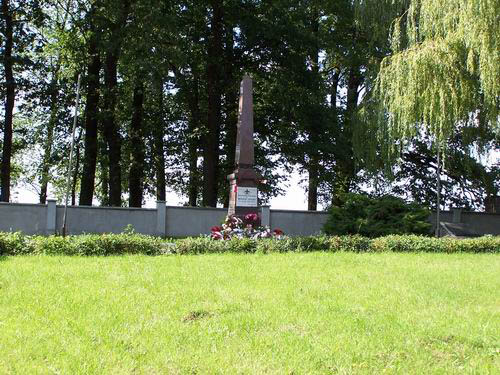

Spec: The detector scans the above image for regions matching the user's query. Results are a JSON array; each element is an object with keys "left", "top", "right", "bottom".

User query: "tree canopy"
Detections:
[
  {"left": 371, "top": 0, "right": 499, "bottom": 154},
  {"left": 0, "top": 0, "right": 497, "bottom": 211}
]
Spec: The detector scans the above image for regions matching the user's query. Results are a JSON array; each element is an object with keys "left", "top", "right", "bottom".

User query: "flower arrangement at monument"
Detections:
[{"left": 210, "top": 213, "right": 284, "bottom": 240}]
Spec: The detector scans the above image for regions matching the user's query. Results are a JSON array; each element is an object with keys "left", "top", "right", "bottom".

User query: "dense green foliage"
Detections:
[
  {"left": 323, "top": 193, "right": 432, "bottom": 237},
  {"left": 1, "top": 253, "right": 499, "bottom": 373},
  {"left": 1, "top": 232, "right": 498, "bottom": 256},
  {"left": 366, "top": 0, "right": 499, "bottom": 165},
  {"left": 1, "top": 0, "right": 497, "bottom": 210}
]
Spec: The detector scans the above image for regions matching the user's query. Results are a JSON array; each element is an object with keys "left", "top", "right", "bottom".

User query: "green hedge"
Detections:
[
  {"left": 1, "top": 232, "right": 499, "bottom": 256},
  {"left": 323, "top": 193, "right": 432, "bottom": 237}
]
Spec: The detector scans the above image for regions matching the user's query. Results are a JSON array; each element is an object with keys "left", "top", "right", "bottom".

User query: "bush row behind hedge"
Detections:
[{"left": 1, "top": 232, "right": 499, "bottom": 256}]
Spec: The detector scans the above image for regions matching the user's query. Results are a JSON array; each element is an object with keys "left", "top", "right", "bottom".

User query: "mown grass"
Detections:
[{"left": 0, "top": 253, "right": 499, "bottom": 374}]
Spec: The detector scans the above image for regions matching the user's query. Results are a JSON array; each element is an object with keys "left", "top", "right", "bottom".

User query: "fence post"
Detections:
[
  {"left": 156, "top": 201, "right": 166, "bottom": 237},
  {"left": 46, "top": 199, "right": 57, "bottom": 235},
  {"left": 260, "top": 205, "right": 271, "bottom": 227},
  {"left": 452, "top": 208, "right": 462, "bottom": 223}
]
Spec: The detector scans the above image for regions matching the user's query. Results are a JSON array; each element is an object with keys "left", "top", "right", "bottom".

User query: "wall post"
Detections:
[
  {"left": 260, "top": 205, "right": 271, "bottom": 227},
  {"left": 452, "top": 208, "right": 462, "bottom": 223},
  {"left": 46, "top": 199, "right": 57, "bottom": 235},
  {"left": 156, "top": 201, "right": 166, "bottom": 237}
]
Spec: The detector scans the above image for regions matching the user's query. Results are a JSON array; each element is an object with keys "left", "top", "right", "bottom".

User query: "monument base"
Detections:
[{"left": 227, "top": 168, "right": 259, "bottom": 217}]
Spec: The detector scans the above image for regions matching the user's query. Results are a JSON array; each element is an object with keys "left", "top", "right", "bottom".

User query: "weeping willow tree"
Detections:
[{"left": 363, "top": 0, "right": 499, "bottom": 161}]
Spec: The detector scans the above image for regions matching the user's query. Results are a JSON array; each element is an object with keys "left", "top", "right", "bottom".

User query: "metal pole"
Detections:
[
  {"left": 435, "top": 144, "right": 441, "bottom": 237},
  {"left": 62, "top": 74, "right": 82, "bottom": 237}
]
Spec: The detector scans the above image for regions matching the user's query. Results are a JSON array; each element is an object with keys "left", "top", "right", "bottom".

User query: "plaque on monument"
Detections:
[{"left": 236, "top": 187, "right": 258, "bottom": 207}]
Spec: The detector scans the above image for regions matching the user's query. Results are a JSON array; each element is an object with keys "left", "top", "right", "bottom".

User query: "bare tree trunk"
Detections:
[
  {"left": 1, "top": 0, "right": 15, "bottom": 202},
  {"left": 307, "top": 165, "right": 319, "bottom": 211},
  {"left": 307, "top": 9, "right": 320, "bottom": 211},
  {"left": 101, "top": 0, "right": 130, "bottom": 206},
  {"left": 128, "top": 81, "right": 145, "bottom": 207},
  {"left": 79, "top": 25, "right": 101, "bottom": 206},
  {"left": 153, "top": 79, "right": 166, "bottom": 201},
  {"left": 330, "top": 66, "right": 361, "bottom": 207},
  {"left": 102, "top": 52, "right": 122, "bottom": 206},
  {"left": 330, "top": 68, "right": 340, "bottom": 111},
  {"left": 223, "top": 28, "right": 238, "bottom": 208},
  {"left": 342, "top": 65, "right": 361, "bottom": 179},
  {"left": 202, "top": 0, "right": 223, "bottom": 207},
  {"left": 328, "top": 68, "right": 341, "bottom": 206},
  {"left": 98, "top": 135, "right": 109, "bottom": 205},
  {"left": 71, "top": 130, "right": 82, "bottom": 206},
  {"left": 39, "top": 73, "right": 60, "bottom": 204},
  {"left": 186, "top": 73, "right": 201, "bottom": 206}
]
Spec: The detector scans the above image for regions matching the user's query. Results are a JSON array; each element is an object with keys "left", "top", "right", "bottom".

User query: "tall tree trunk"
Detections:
[
  {"left": 128, "top": 81, "right": 145, "bottom": 207},
  {"left": 223, "top": 28, "right": 238, "bottom": 208},
  {"left": 1, "top": 0, "right": 14, "bottom": 202},
  {"left": 328, "top": 68, "right": 341, "bottom": 206},
  {"left": 202, "top": 0, "right": 223, "bottom": 207},
  {"left": 39, "top": 6, "right": 70, "bottom": 204},
  {"left": 307, "top": 165, "right": 319, "bottom": 211},
  {"left": 98, "top": 135, "right": 109, "bottom": 205},
  {"left": 79, "top": 23, "right": 101, "bottom": 206},
  {"left": 101, "top": 0, "right": 130, "bottom": 206},
  {"left": 39, "top": 73, "right": 60, "bottom": 204},
  {"left": 307, "top": 9, "right": 320, "bottom": 211},
  {"left": 102, "top": 52, "right": 122, "bottom": 206},
  {"left": 186, "top": 73, "right": 201, "bottom": 206},
  {"left": 330, "top": 68, "right": 340, "bottom": 112},
  {"left": 71, "top": 129, "right": 82, "bottom": 206},
  {"left": 331, "top": 66, "right": 361, "bottom": 206},
  {"left": 153, "top": 79, "right": 166, "bottom": 201},
  {"left": 345, "top": 67, "right": 361, "bottom": 125}
]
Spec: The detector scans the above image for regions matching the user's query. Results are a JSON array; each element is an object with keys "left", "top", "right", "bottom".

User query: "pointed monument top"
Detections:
[{"left": 235, "top": 76, "right": 254, "bottom": 168}]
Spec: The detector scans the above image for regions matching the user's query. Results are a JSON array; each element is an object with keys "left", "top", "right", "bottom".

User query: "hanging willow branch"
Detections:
[{"left": 368, "top": 0, "right": 499, "bottom": 161}]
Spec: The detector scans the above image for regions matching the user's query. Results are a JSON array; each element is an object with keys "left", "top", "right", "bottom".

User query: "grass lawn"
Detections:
[{"left": 0, "top": 253, "right": 499, "bottom": 374}]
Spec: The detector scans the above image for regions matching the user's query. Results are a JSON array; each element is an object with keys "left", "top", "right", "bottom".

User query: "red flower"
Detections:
[
  {"left": 244, "top": 213, "right": 259, "bottom": 222},
  {"left": 211, "top": 226, "right": 223, "bottom": 232},
  {"left": 211, "top": 232, "right": 223, "bottom": 240},
  {"left": 273, "top": 229, "right": 284, "bottom": 236}
]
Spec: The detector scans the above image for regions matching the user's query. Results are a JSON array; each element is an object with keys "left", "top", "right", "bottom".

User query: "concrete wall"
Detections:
[
  {"left": 1, "top": 202, "right": 499, "bottom": 237},
  {"left": 0, "top": 203, "right": 47, "bottom": 235},
  {"left": 460, "top": 212, "right": 500, "bottom": 235},
  {"left": 55, "top": 205, "right": 157, "bottom": 235},
  {"left": 166, "top": 206, "right": 227, "bottom": 237},
  {"left": 429, "top": 210, "right": 500, "bottom": 235},
  {"left": 270, "top": 209, "right": 329, "bottom": 236}
]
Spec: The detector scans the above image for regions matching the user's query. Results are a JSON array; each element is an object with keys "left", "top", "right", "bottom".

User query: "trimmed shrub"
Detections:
[
  {"left": 0, "top": 232, "right": 498, "bottom": 256},
  {"left": 372, "top": 235, "right": 441, "bottom": 253},
  {"left": 175, "top": 237, "right": 258, "bottom": 255},
  {"left": 254, "top": 237, "right": 318, "bottom": 253},
  {"left": 442, "top": 236, "right": 500, "bottom": 253},
  {"left": 329, "top": 235, "right": 373, "bottom": 252},
  {"left": 30, "top": 236, "right": 77, "bottom": 255},
  {"left": 371, "top": 235, "right": 500, "bottom": 253},
  {"left": 0, "top": 233, "right": 164, "bottom": 256},
  {"left": 71, "top": 234, "right": 163, "bottom": 256},
  {"left": 0, "top": 232, "right": 32, "bottom": 255},
  {"left": 291, "top": 236, "right": 332, "bottom": 252},
  {"left": 323, "top": 193, "right": 432, "bottom": 237}
]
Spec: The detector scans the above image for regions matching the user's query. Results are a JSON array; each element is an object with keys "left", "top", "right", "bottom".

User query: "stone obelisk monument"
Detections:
[{"left": 227, "top": 76, "right": 260, "bottom": 216}]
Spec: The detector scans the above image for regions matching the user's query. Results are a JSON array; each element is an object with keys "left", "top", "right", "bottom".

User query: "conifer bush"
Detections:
[{"left": 323, "top": 193, "right": 432, "bottom": 237}]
